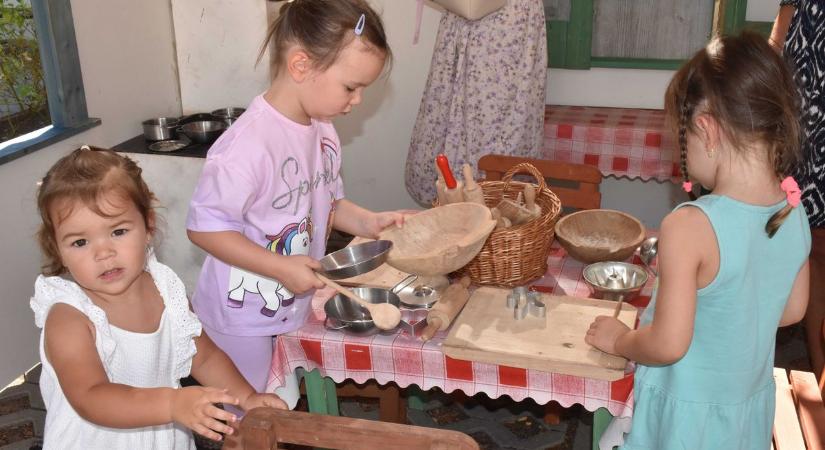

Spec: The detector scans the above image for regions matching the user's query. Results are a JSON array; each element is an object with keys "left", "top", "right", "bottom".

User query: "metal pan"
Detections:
[
  {"left": 324, "top": 287, "right": 401, "bottom": 336},
  {"left": 318, "top": 240, "right": 392, "bottom": 280}
]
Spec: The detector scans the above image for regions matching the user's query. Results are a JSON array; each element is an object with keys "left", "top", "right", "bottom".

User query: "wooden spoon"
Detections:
[{"left": 316, "top": 273, "right": 402, "bottom": 330}]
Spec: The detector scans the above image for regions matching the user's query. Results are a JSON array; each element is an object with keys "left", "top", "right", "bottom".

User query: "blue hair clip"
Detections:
[{"left": 354, "top": 13, "right": 366, "bottom": 36}]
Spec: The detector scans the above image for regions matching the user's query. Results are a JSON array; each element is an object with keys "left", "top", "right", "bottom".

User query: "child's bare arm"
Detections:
[
  {"left": 769, "top": 4, "right": 796, "bottom": 52},
  {"left": 190, "top": 333, "right": 287, "bottom": 411},
  {"left": 187, "top": 229, "right": 323, "bottom": 294},
  {"left": 45, "top": 303, "right": 237, "bottom": 440},
  {"left": 587, "top": 208, "right": 705, "bottom": 365},
  {"left": 779, "top": 259, "right": 809, "bottom": 326},
  {"left": 332, "top": 199, "right": 412, "bottom": 238}
]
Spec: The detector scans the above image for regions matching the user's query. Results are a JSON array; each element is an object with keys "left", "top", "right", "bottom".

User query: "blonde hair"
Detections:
[{"left": 36, "top": 147, "right": 158, "bottom": 275}]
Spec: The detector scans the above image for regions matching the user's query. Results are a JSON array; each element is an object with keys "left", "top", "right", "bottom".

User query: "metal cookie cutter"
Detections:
[
  {"left": 397, "top": 308, "right": 429, "bottom": 338},
  {"left": 506, "top": 286, "right": 546, "bottom": 320}
]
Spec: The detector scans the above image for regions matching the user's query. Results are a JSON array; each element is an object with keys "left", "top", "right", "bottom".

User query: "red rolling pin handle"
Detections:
[{"left": 436, "top": 154, "right": 458, "bottom": 189}]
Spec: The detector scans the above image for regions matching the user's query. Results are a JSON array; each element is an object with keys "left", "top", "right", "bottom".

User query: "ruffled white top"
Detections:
[{"left": 30, "top": 254, "right": 201, "bottom": 450}]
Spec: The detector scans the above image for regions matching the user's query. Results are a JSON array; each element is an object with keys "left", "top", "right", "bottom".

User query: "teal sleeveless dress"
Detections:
[{"left": 621, "top": 195, "right": 811, "bottom": 450}]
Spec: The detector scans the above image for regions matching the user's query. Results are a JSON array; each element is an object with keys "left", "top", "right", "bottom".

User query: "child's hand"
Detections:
[
  {"left": 240, "top": 392, "right": 288, "bottom": 412},
  {"left": 585, "top": 315, "right": 631, "bottom": 356},
  {"left": 364, "top": 210, "right": 418, "bottom": 238},
  {"left": 279, "top": 255, "right": 324, "bottom": 294},
  {"left": 171, "top": 386, "right": 240, "bottom": 441}
]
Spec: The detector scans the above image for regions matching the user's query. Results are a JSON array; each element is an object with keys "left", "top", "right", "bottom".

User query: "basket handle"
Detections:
[{"left": 501, "top": 162, "right": 548, "bottom": 193}]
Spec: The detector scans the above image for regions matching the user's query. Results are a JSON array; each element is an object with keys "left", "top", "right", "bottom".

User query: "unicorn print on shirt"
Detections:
[{"left": 226, "top": 217, "right": 313, "bottom": 317}]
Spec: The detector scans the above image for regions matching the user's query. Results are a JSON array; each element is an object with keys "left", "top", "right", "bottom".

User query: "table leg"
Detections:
[
  {"left": 304, "top": 369, "right": 339, "bottom": 416},
  {"left": 592, "top": 407, "right": 612, "bottom": 450},
  {"left": 406, "top": 384, "right": 428, "bottom": 411}
]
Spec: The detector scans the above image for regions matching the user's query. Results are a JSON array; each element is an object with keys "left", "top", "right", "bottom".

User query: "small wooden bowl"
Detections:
[
  {"left": 554, "top": 209, "right": 645, "bottom": 263},
  {"left": 378, "top": 202, "right": 496, "bottom": 276}
]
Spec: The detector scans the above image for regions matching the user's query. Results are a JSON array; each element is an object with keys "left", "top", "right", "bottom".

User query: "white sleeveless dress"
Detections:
[{"left": 30, "top": 255, "right": 202, "bottom": 450}]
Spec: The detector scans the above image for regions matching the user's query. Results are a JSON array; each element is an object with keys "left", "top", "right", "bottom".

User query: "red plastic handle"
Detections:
[{"left": 436, "top": 154, "right": 457, "bottom": 189}]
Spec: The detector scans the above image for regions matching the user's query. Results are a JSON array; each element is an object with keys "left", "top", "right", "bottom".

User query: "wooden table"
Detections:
[{"left": 266, "top": 237, "right": 657, "bottom": 449}]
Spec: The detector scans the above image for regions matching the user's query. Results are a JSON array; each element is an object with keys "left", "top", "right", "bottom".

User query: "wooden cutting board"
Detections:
[
  {"left": 335, "top": 237, "right": 410, "bottom": 289},
  {"left": 442, "top": 287, "right": 637, "bottom": 381}
]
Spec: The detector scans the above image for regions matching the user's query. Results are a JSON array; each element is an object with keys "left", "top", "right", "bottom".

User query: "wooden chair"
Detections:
[
  {"left": 477, "top": 154, "right": 603, "bottom": 211},
  {"left": 230, "top": 407, "right": 479, "bottom": 450}
]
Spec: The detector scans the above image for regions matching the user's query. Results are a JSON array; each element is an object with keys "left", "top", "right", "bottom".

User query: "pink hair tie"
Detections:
[
  {"left": 781, "top": 176, "right": 801, "bottom": 207},
  {"left": 682, "top": 181, "right": 693, "bottom": 193}
]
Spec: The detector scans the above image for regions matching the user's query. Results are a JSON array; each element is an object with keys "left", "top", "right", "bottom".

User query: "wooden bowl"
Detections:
[
  {"left": 554, "top": 209, "right": 645, "bottom": 263},
  {"left": 378, "top": 202, "right": 496, "bottom": 276}
]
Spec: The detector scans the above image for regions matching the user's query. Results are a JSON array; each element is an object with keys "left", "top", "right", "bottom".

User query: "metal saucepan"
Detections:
[
  {"left": 324, "top": 287, "right": 402, "bottom": 336},
  {"left": 177, "top": 120, "right": 226, "bottom": 144},
  {"left": 211, "top": 107, "right": 246, "bottom": 126},
  {"left": 142, "top": 117, "right": 179, "bottom": 141},
  {"left": 318, "top": 240, "right": 393, "bottom": 280}
]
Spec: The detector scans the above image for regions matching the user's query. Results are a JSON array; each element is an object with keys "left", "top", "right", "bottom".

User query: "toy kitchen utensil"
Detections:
[
  {"left": 495, "top": 190, "right": 535, "bottom": 226},
  {"left": 420, "top": 276, "right": 472, "bottom": 341},
  {"left": 379, "top": 202, "right": 496, "bottom": 276},
  {"left": 581, "top": 261, "right": 648, "bottom": 318},
  {"left": 506, "top": 286, "right": 546, "bottom": 320},
  {"left": 316, "top": 273, "right": 401, "bottom": 330},
  {"left": 443, "top": 287, "right": 637, "bottom": 380},
  {"left": 639, "top": 236, "right": 658, "bottom": 277},
  {"left": 317, "top": 240, "right": 393, "bottom": 280},
  {"left": 461, "top": 164, "right": 486, "bottom": 205},
  {"left": 436, "top": 154, "right": 464, "bottom": 204},
  {"left": 522, "top": 184, "right": 542, "bottom": 222}
]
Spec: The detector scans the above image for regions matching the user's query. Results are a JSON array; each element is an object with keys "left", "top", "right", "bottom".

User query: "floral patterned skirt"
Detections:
[{"left": 405, "top": 0, "right": 547, "bottom": 205}]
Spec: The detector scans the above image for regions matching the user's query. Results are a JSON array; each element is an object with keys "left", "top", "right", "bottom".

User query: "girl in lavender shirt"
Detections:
[{"left": 186, "top": 0, "right": 406, "bottom": 412}]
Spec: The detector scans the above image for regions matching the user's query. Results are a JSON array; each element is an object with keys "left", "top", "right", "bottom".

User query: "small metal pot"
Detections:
[
  {"left": 142, "top": 117, "right": 179, "bottom": 141},
  {"left": 177, "top": 120, "right": 226, "bottom": 144},
  {"left": 211, "top": 107, "right": 245, "bottom": 127},
  {"left": 324, "top": 287, "right": 401, "bottom": 336}
]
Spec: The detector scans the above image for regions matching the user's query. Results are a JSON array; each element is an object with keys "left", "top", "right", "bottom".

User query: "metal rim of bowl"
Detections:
[
  {"left": 582, "top": 261, "right": 648, "bottom": 292},
  {"left": 180, "top": 120, "right": 225, "bottom": 132},
  {"left": 318, "top": 240, "right": 393, "bottom": 280},
  {"left": 211, "top": 107, "right": 245, "bottom": 118}
]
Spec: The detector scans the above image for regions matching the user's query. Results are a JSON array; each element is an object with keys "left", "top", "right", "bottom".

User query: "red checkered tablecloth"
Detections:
[
  {"left": 267, "top": 239, "right": 656, "bottom": 418},
  {"left": 544, "top": 105, "right": 679, "bottom": 182}
]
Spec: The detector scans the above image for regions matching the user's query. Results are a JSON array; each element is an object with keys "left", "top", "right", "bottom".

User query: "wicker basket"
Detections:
[{"left": 455, "top": 162, "right": 562, "bottom": 287}]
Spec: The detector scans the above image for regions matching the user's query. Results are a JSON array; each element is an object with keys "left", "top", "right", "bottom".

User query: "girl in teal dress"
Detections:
[{"left": 586, "top": 32, "right": 812, "bottom": 450}]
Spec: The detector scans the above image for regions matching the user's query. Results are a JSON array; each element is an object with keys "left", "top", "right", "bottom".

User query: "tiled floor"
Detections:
[{"left": 0, "top": 316, "right": 813, "bottom": 449}]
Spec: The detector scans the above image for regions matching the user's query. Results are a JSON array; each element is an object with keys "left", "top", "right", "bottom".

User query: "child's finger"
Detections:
[
  {"left": 207, "top": 404, "right": 237, "bottom": 423},
  {"left": 192, "top": 424, "right": 223, "bottom": 442},
  {"left": 264, "top": 396, "right": 288, "bottom": 410},
  {"left": 202, "top": 416, "right": 235, "bottom": 436},
  {"left": 204, "top": 389, "right": 239, "bottom": 406}
]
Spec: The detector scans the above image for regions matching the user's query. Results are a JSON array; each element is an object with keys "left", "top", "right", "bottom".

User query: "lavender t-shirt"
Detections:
[{"left": 186, "top": 95, "right": 344, "bottom": 336}]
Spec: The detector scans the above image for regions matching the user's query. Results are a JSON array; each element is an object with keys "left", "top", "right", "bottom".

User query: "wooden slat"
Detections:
[
  {"left": 789, "top": 370, "right": 825, "bottom": 449},
  {"left": 774, "top": 368, "right": 806, "bottom": 450},
  {"left": 238, "top": 407, "right": 479, "bottom": 450}
]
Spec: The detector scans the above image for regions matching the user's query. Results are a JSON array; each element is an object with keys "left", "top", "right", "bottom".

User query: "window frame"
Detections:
[
  {"left": 547, "top": 0, "right": 773, "bottom": 71},
  {"left": 0, "top": 0, "right": 100, "bottom": 165}
]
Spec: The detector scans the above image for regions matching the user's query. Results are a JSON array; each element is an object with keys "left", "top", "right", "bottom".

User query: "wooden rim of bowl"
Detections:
[{"left": 554, "top": 209, "right": 646, "bottom": 249}]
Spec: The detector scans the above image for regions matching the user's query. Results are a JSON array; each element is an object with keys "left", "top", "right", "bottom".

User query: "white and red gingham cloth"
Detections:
[
  {"left": 543, "top": 105, "right": 678, "bottom": 182},
  {"left": 266, "top": 238, "right": 658, "bottom": 418}
]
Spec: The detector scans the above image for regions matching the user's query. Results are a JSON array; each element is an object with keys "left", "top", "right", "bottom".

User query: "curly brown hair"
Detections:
[
  {"left": 36, "top": 147, "right": 158, "bottom": 276},
  {"left": 664, "top": 31, "right": 801, "bottom": 237}
]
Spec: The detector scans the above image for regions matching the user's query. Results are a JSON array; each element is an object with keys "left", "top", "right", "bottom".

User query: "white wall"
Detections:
[
  {"left": 0, "top": 0, "right": 181, "bottom": 386},
  {"left": 0, "top": 0, "right": 781, "bottom": 386}
]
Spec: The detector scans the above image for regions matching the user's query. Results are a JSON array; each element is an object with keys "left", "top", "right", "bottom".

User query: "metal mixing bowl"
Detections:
[
  {"left": 582, "top": 261, "right": 648, "bottom": 302},
  {"left": 211, "top": 107, "right": 246, "bottom": 126},
  {"left": 324, "top": 287, "right": 401, "bottom": 336},
  {"left": 178, "top": 120, "right": 226, "bottom": 144},
  {"left": 318, "top": 240, "right": 392, "bottom": 280}
]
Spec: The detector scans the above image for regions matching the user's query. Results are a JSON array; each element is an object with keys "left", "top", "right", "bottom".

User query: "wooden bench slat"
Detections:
[
  {"left": 774, "top": 368, "right": 806, "bottom": 450},
  {"left": 789, "top": 370, "right": 825, "bottom": 449}
]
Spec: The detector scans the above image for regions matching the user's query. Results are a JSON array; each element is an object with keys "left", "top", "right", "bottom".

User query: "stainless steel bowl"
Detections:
[
  {"left": 582, "top": 261, "right": 648, "bottom": 302},
  {"left": 324, "top": 287, "right": 401, "bottom": 336},
  {"left": 142, "top": 117, "right": 179, "bottom": 141},
  {"left": 318, "top": 240, "right": 392, "bottom": 280},
  {"left": 211, "top": 107, "right": 245, "bottom": 126},
  {"left": 178, "top": 120, "right": 226, "bottom": 144}
]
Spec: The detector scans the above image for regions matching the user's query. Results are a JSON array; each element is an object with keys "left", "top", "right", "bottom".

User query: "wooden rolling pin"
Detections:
[
  {"left": 461, "top": 163, "right": 486, "bottom": 205},
  {"left": 420, "top": 276, "right": 472, "bottom": 341}
]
